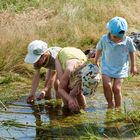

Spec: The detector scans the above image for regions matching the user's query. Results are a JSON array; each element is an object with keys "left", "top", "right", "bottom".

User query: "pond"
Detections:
[{"left": 0, "top": 84, "right": 140, "bottom": 140}]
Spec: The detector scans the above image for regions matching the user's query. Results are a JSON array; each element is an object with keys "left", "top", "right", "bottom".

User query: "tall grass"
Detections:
[
  {"left": 0, "top": 0, "right": 39, "bottom": 12},
  {"left": 0, "top": 0, "right": 140, "bottom": 72}
]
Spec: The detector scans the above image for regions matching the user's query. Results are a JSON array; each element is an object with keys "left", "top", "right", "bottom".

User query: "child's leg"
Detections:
[
  {"left": 54, "top": 76, "right": 60, "bottom": 99},
  {"left": 112, "top": 78, "right": 123, "bottom": 108},
  {"left": 38, "top": 70, "right": 55, "bottom": 100},
  {"left": 102, "top": 74, "right": 114, "bottom": 108},
  {"left": 44, "top": 70, "right": 57, "bottom": 99}
]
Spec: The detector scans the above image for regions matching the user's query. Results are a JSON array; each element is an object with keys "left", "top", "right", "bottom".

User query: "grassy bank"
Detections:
[
  {"left": 0, "top": 0, "right": 140, "bottom": 72},
  {"left": 0, "top": 1, "right": 140, "bottom": 133}
]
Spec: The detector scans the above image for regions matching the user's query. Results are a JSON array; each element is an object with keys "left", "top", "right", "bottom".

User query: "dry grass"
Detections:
[
  {"left": 0, "top": 0, "right": 140, "bottom": 72},
  {"left": 0, "top": 2, "right": 140, "bottom": 137}
]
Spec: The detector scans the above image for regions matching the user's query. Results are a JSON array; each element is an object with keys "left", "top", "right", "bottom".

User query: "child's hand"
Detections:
[
  {"left": 130, "top": 66, "right": 138, "bottom": 76},
  {"left": 37, "top": 90, "right": 47, "bottom": 100},
  {"left": 89, "top": 58, "right": 99, "bottom": 67},
  {"left": 27, "top": 94, "right": 35, "bottom": 104},
  {"left": 68, "top": 97, "right": 80, "bottom": 112}
]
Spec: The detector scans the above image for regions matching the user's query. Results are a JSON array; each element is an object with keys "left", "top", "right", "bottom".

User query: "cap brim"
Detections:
[
  {"left": 24, "top": 53, "right": 41, "bottom": 64},
  {"left": 117, "top": 33, "right": 125, "bottom": 38}
]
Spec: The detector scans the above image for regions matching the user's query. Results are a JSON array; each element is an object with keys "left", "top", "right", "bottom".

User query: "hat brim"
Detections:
[{"left": 24, "top": 53, "right": 41, "bottom": 64}]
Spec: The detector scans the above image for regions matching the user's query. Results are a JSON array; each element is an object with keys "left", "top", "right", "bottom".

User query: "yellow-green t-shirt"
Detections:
[{"left": 57, "top": 47, "right": 87, "bottom": 69}]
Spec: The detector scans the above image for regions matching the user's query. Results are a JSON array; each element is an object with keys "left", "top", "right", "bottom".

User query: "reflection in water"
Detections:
[
  {"left": 0, "top": 90, "right": 140, "bottom": 139},
  {"left": 100, "top": 108, "right": 138, "bottom": 139},
  {"left": 31, "top": 103, "right": 64, "bottom": 139}
]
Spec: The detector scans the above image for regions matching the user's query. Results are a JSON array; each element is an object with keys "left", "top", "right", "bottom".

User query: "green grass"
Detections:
[
  {"left": 0, "top": 0, "right": 39, "bottom": 12},
  {"left": 127, "top": 111, "right": 140, "bottom": 123},
  {"left": 0, "top": 0, "right": 140, "bottom": 72},
  {"left": 0, "top": 1, "right": 140, "bottom": 138},
  {"left": 0, "top": 72, "right": 30, "bottom": 103}
]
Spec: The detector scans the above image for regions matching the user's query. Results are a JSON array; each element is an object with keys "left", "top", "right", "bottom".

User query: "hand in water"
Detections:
[
  {"left": 27, "top": 94, "right": 35, "bottom": 104},
  {"left": 68, "top": 97, "right": 80, "bottom": 112}
]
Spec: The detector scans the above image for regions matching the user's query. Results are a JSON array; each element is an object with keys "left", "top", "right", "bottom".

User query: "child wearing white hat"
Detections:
[{"left": 24, "top": 40, "right": 62, "bottom": 103}]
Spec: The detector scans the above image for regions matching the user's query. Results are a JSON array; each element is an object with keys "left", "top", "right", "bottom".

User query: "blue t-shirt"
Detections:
[{"left": 96, "top": 34, "right": 136, "bottom": 78}]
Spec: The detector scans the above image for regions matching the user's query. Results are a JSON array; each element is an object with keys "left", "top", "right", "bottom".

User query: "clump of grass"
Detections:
[
  {"left": 0, "top": 0, "right": 39, "bottom": 12},
  {"left": 126, "top": 111, "right": 140, "bottom": 123},
  {"left": 0, "top": 75, "right": 13, "bottom": 85},
  {"left": 0, "top": 73, "right": 22, "bottom": 85},
  {"left": 0, "top": 72, "right": 32, "bottom": 103},
  {"left": 0, "top": 0, "right": 140, "bottom": 73},
  {"left": 80, "top": 37, "right": 94, "bottom": 47}
]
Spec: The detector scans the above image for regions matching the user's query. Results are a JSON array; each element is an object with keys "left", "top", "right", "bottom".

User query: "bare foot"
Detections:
[{"left": 107, "top": 103, "right": 114, "bottom": 109}]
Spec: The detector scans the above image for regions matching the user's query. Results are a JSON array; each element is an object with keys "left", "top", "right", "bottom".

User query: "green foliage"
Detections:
[
  {"left": 0, "top": 59, "right": 6, "bottom": 71},
  {"left": 0, "top": 73, "right": 21, "bottom": 85},
  {"left": 127, "top": 111, "right": 140, "bottom": 123},
  {"left": 0, "top": 0, "right": 140, "bottom": 102},
  {"left": 0, "top": 0, "right": 39, "bottom": 12},
  {"left": 80, "top": 37, "right": 94, "bottom": 47}
]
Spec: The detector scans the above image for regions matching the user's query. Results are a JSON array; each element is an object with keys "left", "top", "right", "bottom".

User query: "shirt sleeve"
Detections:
[
  {"left": 47, "top": 47, "right": 62, "bottom": 59},
  {"left": 96, "top": 37, "right": 103, "bottom": 51}
]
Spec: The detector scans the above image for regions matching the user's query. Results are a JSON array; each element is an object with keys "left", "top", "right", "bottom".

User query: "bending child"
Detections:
[
  {"left": 24, "top": 40, "right": 62, "bottom": 103},
  {"left": 55, "top": 47, "right": 100, "bottom": 112}
]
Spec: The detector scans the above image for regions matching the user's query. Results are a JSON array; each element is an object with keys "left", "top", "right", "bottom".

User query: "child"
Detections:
[
  {"left": 94, "top": 17, "right": 137, "bottom": 108},
  {"left": 55, "top": 47, "right": 100, "bottom": 112},
  {"left": 24, "top": 40, "right": 62, "bottom": 103},
  {"left": 84, "top": 49, "right": 96, "bottom": 59}
]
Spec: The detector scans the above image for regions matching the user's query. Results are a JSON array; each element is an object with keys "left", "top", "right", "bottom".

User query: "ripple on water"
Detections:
[{"left": 0, "top": 89, "right": 140, "bottom": 139}]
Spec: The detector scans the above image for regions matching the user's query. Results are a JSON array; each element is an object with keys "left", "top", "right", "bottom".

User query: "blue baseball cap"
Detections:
[{"left": 106, "top": 16, "right": 128, "bottom": 38}]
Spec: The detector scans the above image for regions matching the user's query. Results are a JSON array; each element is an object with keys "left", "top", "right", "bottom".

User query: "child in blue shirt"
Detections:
[{"left": 94, "top": 17, "right": 137, "bottom": 108}]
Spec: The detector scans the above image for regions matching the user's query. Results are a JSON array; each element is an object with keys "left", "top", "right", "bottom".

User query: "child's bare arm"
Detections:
[
  {"left": 30, "top": 69, "right": 40, "bottom": 95},
  {"left": 94, "top": 50, "right": 102, "bottom": 66},
  {"left": 129, "top": 52, "right": 137, "bottom": 75},
  {"left": 58, "top": 69, "right": 71, "bottom": 100},
  {"left": 27, "top": 69, "right": 40, "bottom": 102},
  {"left": 58, "top": 69, "right": 79, "bottom": 111},
  {"left": 69, "top": 86, "right": 79, "bottom": 97},
  {"left": 55, "top": 58, "right": 63, "bottom": 80}
]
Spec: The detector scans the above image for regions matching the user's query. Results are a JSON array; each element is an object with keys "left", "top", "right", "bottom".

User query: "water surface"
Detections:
[{"left": 0, "top": 86, "right": 140, "bottom": 140}]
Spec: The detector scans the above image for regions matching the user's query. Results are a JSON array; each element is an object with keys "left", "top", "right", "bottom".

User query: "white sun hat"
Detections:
[{"left": 24, "top": 40, "right": 48, "bottom": 64}]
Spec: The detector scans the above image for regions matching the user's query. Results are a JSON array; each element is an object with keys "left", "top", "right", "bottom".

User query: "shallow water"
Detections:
[{"left": 0, "top": 87, "right": 140, "bottom": 140}]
